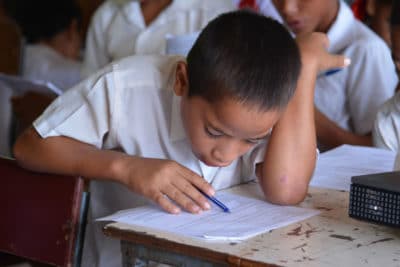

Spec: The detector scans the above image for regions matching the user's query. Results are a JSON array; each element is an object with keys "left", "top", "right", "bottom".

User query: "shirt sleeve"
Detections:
[
  {"left": 373, "top": 92, "right": 400, "bottom": 151},
  {"left": 346, "top": 38, "right": 398, "bottom": 134},
  {"left": 34, "top": 67, "right": 117, "bottom": 149}
]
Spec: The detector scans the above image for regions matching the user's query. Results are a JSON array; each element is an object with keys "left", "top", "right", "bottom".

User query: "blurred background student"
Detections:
[
  {"left": 4, "top": 0, "right": 83, "bottom": 91},
  {"left": 81, "top": 0, "right": 234, "bottom": 77},
  {"left": 269, "top": 0, "right": 397, "bottom": 150}
]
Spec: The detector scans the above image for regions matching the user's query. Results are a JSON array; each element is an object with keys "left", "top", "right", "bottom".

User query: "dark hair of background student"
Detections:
[
  {"left": 187, "top": 10, "right": 302, "bottom": 112},
  {"left": 3, "top": 0, "right": 81, "bottom": 44}
]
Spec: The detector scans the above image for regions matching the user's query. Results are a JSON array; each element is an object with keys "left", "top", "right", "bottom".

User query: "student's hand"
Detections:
[
  {"left": 296, "top": 33, "right": 350, "bottom": 73},
  {"left": 118, "top": 157, "right": 214, "bottom": 214}
]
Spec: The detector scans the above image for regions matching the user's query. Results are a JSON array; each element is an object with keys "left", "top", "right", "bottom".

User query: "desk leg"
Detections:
[{"left": 121, "top": 241, "right": 225, "bottom": 267}]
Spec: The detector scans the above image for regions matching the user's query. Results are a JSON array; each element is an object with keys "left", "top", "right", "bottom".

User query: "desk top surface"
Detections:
[{"left": 104, "top": 183, "right": 400, "bottom": 267}]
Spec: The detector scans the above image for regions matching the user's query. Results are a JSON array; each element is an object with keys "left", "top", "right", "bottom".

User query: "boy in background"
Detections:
[
  {"left": 271, "top": 0, "right": 397, "bottom": 149},
  {"left": 14, "top": 11, "right": 348, "bottom": 267},
  {"left": 81, "top": 0, "right": 234, "bottom": 77},
  {"left": 6, "top": 0, "right": 83, "bottom": 91}
]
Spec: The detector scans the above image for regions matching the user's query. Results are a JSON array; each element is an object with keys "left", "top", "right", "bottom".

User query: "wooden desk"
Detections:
[{"left": 103, "top": 183, "right": 400, "bottom": 267}]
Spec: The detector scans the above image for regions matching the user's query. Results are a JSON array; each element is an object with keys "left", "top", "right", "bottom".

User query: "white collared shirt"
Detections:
[
  {"left": 260, "top": 1, "right": 397, "bottom": 136},
  {"left": 34, "top": 55, "right": 266, "bottom": 267},
  {"left": 373, "top": 92, "right": 400, "bottom": 151},
  {"left": 315, "top": 1, "right": 397, "bottom": 135},
  {"left": 22, "top": 44, "right": 82, "bottom": 91},
  {"left": 81, "top": 0, "right": 235, "bottom": 78}
]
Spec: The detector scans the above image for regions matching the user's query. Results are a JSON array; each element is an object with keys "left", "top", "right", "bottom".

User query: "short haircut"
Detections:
[
  {"left": 4, "top": 0, "right": 81, "bottom": 44},
  {"left": 187, "top": 10, "right": 301, "bottom": 111}
]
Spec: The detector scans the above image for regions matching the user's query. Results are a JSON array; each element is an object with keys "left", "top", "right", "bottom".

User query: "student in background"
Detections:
[
  {"left": 271, "top": 0, "right": 397, "bottom": 150},
  {"left": 13, "top": 11, "right": 348, "bottom": 267},
  {"left": 233, "top": 0, "right": 283, "bottom": 23},
  {"left": 6, "top": 0, "right": 82, "bottom": 91},
  {"left": 81, "top": 0, "right": 234, "bottom": 77},
  {"left": 373, "top": 0, "right": 400, "bottom": 151}
]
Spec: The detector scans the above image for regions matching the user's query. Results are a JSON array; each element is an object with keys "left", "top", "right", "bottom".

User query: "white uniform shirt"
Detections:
[
  {"left": 373, "top": 92, "right": 400, "bottom": 151},
  {"left": 315, "top": 1, "right": 397, "bottom": 135},
  {"left": 81, "top": 0, "right": 234, "bottom": 77},
  {"left": 232, "top": 0, "right": 283, "bottom": 23},
  {"left": 34, "top": 55, "right": 266, "bottom": 267},
  {"left": 22, "top": 44, "right": 82, "bottom": 91}
]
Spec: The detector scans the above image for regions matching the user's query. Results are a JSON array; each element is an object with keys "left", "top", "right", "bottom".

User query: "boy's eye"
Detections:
[
  {"left": 245, "top": 139, "right": 261, "bottom": 145},
  {"left": 205, "top": 127, "right": 224, "bottom": 138}
]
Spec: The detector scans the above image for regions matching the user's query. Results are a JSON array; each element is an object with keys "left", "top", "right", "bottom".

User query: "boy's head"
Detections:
[
  {"left": 6, "top": 0, "right": 82, "bottom": 58},
  {"left": 173, "top": 10, "right": 301, "bottom": 167},
  {"left": 271, "top": 0, "right": 339, "bottom": 35}
]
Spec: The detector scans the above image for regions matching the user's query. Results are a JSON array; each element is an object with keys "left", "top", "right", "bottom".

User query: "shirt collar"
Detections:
[
  {"left": 327, "top": 1, "right": 355, "bottom": 53},
  {"left": 121, "top": 1, "right": 146, "bottom": 29}
]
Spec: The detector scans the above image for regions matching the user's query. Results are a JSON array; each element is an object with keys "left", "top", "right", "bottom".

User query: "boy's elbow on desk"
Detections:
[{"left": 260, "top": 179, "right": 309, "bottom": 206}]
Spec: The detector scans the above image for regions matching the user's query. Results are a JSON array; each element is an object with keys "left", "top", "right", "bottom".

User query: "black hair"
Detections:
[
  {"left": 187, "top": 10, "right": 301, "bottom": 111},
  {"left": 3, "top": 0, "right": 81, "bottom": 44}
]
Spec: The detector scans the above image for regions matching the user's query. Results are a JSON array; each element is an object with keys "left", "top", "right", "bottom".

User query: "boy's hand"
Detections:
[
  {"left": 118, "top": 157, "right": 214, "bottom": 214},
  {"left": 296, "top": 33, "right": 350, "bottom": 73}
]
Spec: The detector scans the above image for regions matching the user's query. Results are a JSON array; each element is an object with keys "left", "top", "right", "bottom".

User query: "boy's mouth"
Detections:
[{"left": 200, "top": 157, "right": 231, "bottom": 168}]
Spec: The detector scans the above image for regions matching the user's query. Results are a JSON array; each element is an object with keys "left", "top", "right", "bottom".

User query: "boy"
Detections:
[
  {"left": 82, "top": 0, "right": 234, "bottom": 77},
  {"left": 271, "top": 0, "right": 397, "bottom": 149},
  {"left": 14, "top": 11, "right": 348, "bottom": 267}
]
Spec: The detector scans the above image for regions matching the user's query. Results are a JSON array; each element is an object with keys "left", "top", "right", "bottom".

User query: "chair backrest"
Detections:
[
  {"left": 0, "top": 74, "right": 59, "bottom": 157},
  {"left": 0, "top": 157, "right": 85, "bottom": 267}
]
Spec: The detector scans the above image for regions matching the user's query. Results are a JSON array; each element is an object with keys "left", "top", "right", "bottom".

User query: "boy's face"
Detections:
[
  {"left": 174, "top": 62, "right": 281, "bottom": 167},
  {"left": 271, "top": 0, "right": 339, "bottom": 35}
]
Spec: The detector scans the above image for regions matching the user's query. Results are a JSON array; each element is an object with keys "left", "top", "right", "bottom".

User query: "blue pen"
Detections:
[
  {"left": 198, "top": 188, "right": 230, "bottom": 213},
  {"left": 323, "top": 68, "right": 342, "bottom": 76}
]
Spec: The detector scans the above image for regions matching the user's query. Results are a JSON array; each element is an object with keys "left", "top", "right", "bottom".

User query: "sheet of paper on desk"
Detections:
[
  {"left": 310, "top": 145, "right": 396, "bottom": 191},
  {"left": 98, "top": 191, "right": 319, "bottom": 241}
]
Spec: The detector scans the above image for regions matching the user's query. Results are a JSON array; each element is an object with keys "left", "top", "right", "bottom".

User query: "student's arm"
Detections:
[
  {"left": 14, "top": 127, "right": 213, "bottom": 214},
  {"left": 257, "top": 33, "right": 349, "bottom": 205},
  {"left": 314, "top": 108, "right": 372, "bottom": 148},
  {"left": 370, "top": 0, "right": 393, "bottom": 46}
]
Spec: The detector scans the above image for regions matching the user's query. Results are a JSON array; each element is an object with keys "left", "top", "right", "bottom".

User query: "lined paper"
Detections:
[{"left": 98, "top": 191, "right": 319, "bottom": 241}]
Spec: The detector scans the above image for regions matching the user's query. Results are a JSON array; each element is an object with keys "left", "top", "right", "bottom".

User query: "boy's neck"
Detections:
[
  {"left": 317, "top": 0, "right": 340, "bottom": 33},
  {"left": 40, "top": 31, "right": 78, "bottom": 60}
]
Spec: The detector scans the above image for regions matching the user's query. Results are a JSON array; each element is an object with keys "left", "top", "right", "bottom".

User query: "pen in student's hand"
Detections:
[
  {"left": 197, "top": 188, "right": 230, "bottom": 213},
  {"left": 322, "top": 68, "right": 342, "bottom": 76}
]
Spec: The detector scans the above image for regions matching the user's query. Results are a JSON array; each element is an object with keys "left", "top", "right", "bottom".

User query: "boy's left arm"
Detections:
[{"left": 257, "top": 33, "right": 349, "bottom": 205}]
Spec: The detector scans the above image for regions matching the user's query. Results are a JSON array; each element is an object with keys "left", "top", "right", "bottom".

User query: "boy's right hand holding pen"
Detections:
[{"left": 115, "top": 156, "right": 215, "bottom": 214}]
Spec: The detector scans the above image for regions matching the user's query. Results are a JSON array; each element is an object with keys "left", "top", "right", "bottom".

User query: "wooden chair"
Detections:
[
  {"left": 0, "top": 74, "right": 57, "bottom": 157},
  {"left": 0, "top": 157, "right": 89, "bottom": 267}
]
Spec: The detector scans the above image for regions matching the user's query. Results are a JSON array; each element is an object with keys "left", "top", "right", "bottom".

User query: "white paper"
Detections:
[
  {"left": 98, "top": 191, "right": 319, "bottom": 241},
  {"left": 310, "top": 145, "right": 396, "bottom": 191}
]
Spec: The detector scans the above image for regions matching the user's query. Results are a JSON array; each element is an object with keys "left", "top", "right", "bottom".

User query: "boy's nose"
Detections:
[{"left": 212, "top": 144, "right": 242, "bottom": 166}]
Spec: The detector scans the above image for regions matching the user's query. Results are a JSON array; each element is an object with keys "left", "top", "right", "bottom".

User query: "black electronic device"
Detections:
[{"left": 349, "top": 171, "right": 400, "bottom": 227}]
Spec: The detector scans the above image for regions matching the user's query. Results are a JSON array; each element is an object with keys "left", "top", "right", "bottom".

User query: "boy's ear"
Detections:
[{"left": 173, "top": 61, "right": 189, "bottom": 96}]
